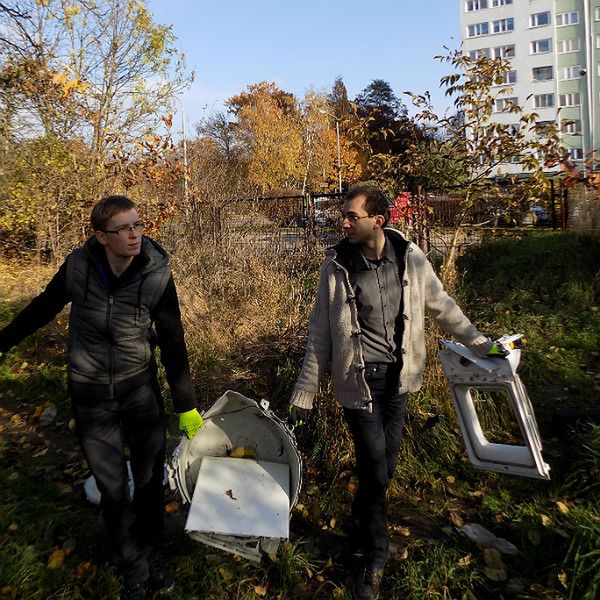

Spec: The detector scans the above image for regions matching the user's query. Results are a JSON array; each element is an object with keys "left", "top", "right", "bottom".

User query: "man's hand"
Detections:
[
  {"left": 178, "top": 408, "right": 204, "bottom": 439},
  {"left": 486, "top": 342, "right": 509, "bottom": 358},
  {"left": 288, "top": 405, "right": 309, "bottom": 428}
]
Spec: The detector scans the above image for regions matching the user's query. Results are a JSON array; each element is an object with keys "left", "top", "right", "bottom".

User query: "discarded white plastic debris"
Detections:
[
  {"left": 84, "top": 461, "right": 135, "bottom": 505},
  {"left": 167, "top": 390, "right": 302, "bottom": 562},
  {"left": 38, "top": 404, "right": 58, "bottom": 426},
  {"left": 458, "top": 523, "right": 519, "bottom": 555},
  {"left": 185, "top": 457, "right": 290, "bottom": 539},
  {"left": 440, "top": 334, "right": 550, "bottom": 480}
]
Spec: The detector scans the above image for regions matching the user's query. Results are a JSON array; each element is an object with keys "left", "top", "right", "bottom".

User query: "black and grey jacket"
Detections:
[
  {"left": 291, "top": 229, "right": 491, "bottom": 411},
  {"left": 0, "top": 236, "right": 196, "bottom": 412}
]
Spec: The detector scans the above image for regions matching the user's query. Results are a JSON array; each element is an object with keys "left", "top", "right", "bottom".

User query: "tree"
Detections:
[
  {"left": 226, "top": 82, "right": 304, "bottom": 192},
  {"left": 196, "top": 111, "right": 240, "bottom": 164},
  {"left": 0, "top": 0, "right": 191, "bottom": 153},
  {"left": 406, "top": 48, "right": 564, "bottom": 286},
  {"left": 353, "top": 79, "right": 431, "bottom": 193},
  {"left": 328, "top": 76, "right": 351, "bottom": 121},
  {"left": 0, "top": 0, "right": 192, "bottom": 259},
  {"left": 356, "top": 79, "right": 407, "bottom": 124},
  {"left": 300, "top": 89, "right": 362, "bottom": 193}
]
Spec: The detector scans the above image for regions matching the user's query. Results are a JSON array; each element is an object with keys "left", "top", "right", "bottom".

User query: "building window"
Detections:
[
  {"left": 467, "top": 22, "right": 489, "bottom": 37},
  {"left": 494, "top": 97, "right": 518, "bottom": 112},
  {"left": 530, "top": 12, "right": 551, "bottom": 28},
  {"left": 596, "top": 7, "right": 600, "bottom": 21},
  {"left": 557, "top": 38, "right": 581, "bottom": 53},
  {"left": 531, "top": 39, "right": 552, "bottom": 54},
  {"left": 562, "top": 119, "right": 582, "bottom": 134},
  {"left": 535, "top": 120, "right": 555, "bottom": 134},
  {"left": 493, "top": 44, "right": 515, "bottom": 58},
  {"left": 466, "top": 0, "right": 488, "bottom": 11},
  {"left": 559, "top": 93, "right": 581, "bottom": 107},
  {"left": 493, "top": 18, "right": 514, "bottom": 33},
  {"left": 469, "top": 48, "right": 491, "bottom": 59},
  {"left": 597, "top": 35, "right": 600, "bottom": 49},
  {"left": 567, "top": 147, "right": 584, "bottom": 160},
  {"left": 532, "top": 66, "right": 553, "bottom": 81},
  {"left": 534, "top": 94, "right": 554, "bottom": 108},
  {"left": 492, "top": 0, "right": 512, "bottom": 6},
  {"left": 556, "top": 12, "right": 579, "bottom": 27},
  {"left": 498, "top": 70, "right": 517, "bottom": 84},
  {"left": 562, "top": 65, "right": 582, "bottom": 80}
]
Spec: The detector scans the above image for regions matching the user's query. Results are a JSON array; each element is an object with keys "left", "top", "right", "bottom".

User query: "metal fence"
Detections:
[{"left": 188, "top": 183, "right": 591, "bottom": 258}]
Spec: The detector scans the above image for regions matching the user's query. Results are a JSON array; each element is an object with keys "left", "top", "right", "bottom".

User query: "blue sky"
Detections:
[{"left": 147, "top": 0, "right": 461, "bottom": 130}]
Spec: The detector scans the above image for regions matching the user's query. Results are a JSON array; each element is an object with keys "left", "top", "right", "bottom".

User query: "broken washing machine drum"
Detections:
[{"left": 166, "top": 390, "right": 303, "bottom": 562}]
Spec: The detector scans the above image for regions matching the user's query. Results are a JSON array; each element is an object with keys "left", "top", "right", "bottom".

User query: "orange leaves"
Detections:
[
  {"left": 164, "top": 501, "right": 180, "bottom": 514},
  {"left": 72, "top": 560, "right": 97, "bottom": 585},
  {"left": 47, "top": 547, "right": 69, "bottom": 569}
]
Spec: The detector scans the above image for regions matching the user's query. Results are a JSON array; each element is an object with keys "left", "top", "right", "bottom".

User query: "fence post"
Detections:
[
  {"left": 550, "top": 179, "right": 557, "bottom": 230},
  {"left": 305, "top": 193, "right": 317, "bottom": 247},
  {"left": 562, "top": 185, "right": 569, "bottom": 230}
]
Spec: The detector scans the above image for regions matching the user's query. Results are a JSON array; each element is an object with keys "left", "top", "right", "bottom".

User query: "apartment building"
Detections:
[{"left": 460, "top": 0, "right": 600, "bottom": 174}]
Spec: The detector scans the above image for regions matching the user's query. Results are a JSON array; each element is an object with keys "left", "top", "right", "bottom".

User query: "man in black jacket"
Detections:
[{"left": 0, "top": 195, "right": 203, "bottom": 600}]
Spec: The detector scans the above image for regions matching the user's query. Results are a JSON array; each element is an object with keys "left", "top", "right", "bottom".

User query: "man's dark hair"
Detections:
[
  {"left": 346, "top": 185, "right": 391, "bottom": 226},
  {"left": 91, "top": 195, "right": 137, "bottom": 231}
]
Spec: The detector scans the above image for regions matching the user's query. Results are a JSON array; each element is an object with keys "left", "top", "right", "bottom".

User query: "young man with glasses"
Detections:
[
  {"left": 289, "top": 186, "right": 494, "bottom": 600},
  {"left": 0, "top": 195, "right": 203, "bottom": 600}
]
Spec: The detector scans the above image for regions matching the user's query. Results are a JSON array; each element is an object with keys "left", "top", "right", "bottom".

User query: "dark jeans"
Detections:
[
  {"left": 343, "top": 363, "right": 408, "bottom": 570},
  {"left": 72, "top": 380, "right": 166, "bottom": 585}
]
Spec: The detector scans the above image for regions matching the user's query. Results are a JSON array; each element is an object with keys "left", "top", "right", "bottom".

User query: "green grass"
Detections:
[{"left": 1, "top": 230, "right": 599, "bottom": 599}]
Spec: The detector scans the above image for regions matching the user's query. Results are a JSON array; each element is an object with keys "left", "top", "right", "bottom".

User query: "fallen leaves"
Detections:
[
  {"left": 450, "top": 511, "right": 464, "bottom": 527},
  {"left": 458, "top": 553, "right": 472, "bottom": 567},
  {"left": 164, "top": 501, "right": 180, "bottom": 513},
  {"left": 229, "top": 446, "right": 258, "bottom": 460},
  {"left": 218, "top": 565, "right": 234, "bottom": 582},
  {"left": 483, "top": 548, "right": 505, "bottom": 570},
  {"left": 47, "top": 547, "right": 69, "bottom": 569},
  {"left": 389, "top": 542, "right": 409, "bottom": 560},
  {"left": 72, "top": 560, "right": 97, "bottom": 585},
  {"left": 253, "top": 583, "right": 268, "bottom": 596}
]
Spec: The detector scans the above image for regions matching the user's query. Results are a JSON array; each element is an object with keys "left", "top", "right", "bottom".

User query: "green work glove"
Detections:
[
  {"left": 486, "top": 342, "right": 509, "bottom": 358},
  {"left": 178, "top": 408, "right": 204, "bottom": 439},
  {"left": 288, "top": 405, "right": 310, "bottom": 428}
]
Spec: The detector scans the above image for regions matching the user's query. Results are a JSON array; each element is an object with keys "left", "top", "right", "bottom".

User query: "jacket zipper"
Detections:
[{"left": 106, "top": 294, "right": 114, "bottom": 386}]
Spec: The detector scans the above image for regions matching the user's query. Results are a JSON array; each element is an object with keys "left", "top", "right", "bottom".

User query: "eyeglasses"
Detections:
[
  {"left": 339, "top": 211, "right": 375, "bottom": 223},
  {"left": 102, "top": 221, "right": 145, "bottom": 236}
]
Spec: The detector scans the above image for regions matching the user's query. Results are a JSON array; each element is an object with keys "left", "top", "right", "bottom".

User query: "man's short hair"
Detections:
[
  {"left": 346, "top": 185, "right": 391, "bottom": 226},
  {"left": 91, "top": 195, "right": 137, "bottom": 231}
]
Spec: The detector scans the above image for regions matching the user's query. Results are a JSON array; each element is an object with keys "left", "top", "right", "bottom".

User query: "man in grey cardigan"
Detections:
[{"left": 289, "top": 186, "right": 493, "bottom": 600}]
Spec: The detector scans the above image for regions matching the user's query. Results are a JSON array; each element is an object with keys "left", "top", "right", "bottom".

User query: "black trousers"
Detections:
[
  {"left": 72, "top": 380, "right": 166, "bottom": 586},
  {"left": 343, "top": 363, "right": 408, "bottom": 571}
]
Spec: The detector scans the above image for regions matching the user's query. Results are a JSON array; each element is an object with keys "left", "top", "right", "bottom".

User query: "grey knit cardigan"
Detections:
[{"left": 290, "top": 229, "right": 490, "bottom": 411}]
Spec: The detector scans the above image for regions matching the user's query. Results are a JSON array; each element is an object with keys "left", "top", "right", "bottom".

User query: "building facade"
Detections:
[{"left": 460, "top": 0, "right": 600, "bottom": 174}]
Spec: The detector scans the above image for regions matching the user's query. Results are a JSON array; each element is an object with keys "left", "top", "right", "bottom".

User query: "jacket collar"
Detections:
[
  {"left": 83, "top": 235, "right": 168, "bottom": 276},
  {"left": 327, "top": 228, "right": 410, "bottom": 271}
]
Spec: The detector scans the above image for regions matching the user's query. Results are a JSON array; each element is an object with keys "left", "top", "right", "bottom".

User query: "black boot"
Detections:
[
  {"left": 121, "top": 581, "right": 147, "bottom": 600},
  {"left": 148, "top": 550, "right": 174, "bottom": 595},
  {"left": 352, "top": 568, "right": 384, "bottom": 600}
]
